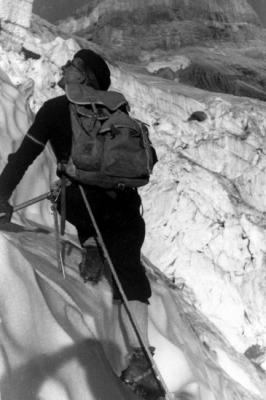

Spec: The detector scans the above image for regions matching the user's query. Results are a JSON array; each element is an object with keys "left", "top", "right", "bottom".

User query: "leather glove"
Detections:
[{"left": 0, "top": 197, "right": 13, "bottom": 223}]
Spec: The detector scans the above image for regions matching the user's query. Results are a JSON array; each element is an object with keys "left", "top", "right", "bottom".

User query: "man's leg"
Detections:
[
  {"left": 98, "top": 192, "right": 165, "bottom": 397},
  {"left": 57, "top": 183, "right": 95, "bottom": 244},
  {"left": 120, "top": 300, "right": 165, "bottom": 399},
  {"left": 57, "top": 183, "right": 106, "bottom": 282},
  {"left": 120, "top": 300, "right": 150, "bottom": 349},
  {"left": 59, "top": 185, "right": 163, "bottom": 396},
  {"left": 97, "top": 189, "right": 151, "bottom": 350}
]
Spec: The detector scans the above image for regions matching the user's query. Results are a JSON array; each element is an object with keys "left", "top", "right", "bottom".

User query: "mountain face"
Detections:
[
  {"left": 58, "top": 0, "right": 260, "bottom": 61},
  {"left": 33, "top": 0, "right": 266, "bottom": 27},
  {"left": 59, "top": 0, "right": 259, "bottom": 47},
  {"left": 247, "top": 0, "right": 266, "bottom": 26},
  {"left": 32, "top": 0, "right": 88, "bottom": 23},
  {"left": 3, "top": 0, "right": 266, "bottom": 102},
  {"left": 56, "top": 0, "right": 266, "bottom": 103}
]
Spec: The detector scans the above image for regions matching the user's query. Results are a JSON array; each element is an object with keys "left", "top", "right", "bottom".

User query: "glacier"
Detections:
[{"left": 0, "top": 7, "right": 266, "bottom": 400}]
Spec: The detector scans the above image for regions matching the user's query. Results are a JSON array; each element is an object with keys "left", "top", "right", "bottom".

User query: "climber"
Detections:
[{"left": 0, "top": 48, "right": 163, "bottom": 398}]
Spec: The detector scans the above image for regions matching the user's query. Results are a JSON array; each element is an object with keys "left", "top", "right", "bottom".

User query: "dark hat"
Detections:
[{"left": 74, "top": 49, "right": 111, "bottom": 90}]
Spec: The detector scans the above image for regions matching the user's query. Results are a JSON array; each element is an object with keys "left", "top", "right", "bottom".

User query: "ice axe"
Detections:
[
  {"left": 0, "top": 192, "right": 51, "bottom": 218},
  {"left": 4, "top": 189, "right": 66, "bottom": 278},
  {"left": 13, "top": 191, "right": 52, "bottom": 212}
]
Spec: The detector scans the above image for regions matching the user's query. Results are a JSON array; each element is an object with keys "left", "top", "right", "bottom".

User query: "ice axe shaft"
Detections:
[
  {"left": 13, "top": 192, "right": 51, "bottom": 212},
  {"left": 11, "top": 190, "right": 66, "bottom": 279}
]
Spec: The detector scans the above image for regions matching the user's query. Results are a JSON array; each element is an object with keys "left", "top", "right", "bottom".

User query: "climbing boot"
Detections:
[
  {"left": 79, "top": 245, "right": 105, "bottom": 284},
  {"left": 120, "top": 347, "right": 165, "bottom": 400}
]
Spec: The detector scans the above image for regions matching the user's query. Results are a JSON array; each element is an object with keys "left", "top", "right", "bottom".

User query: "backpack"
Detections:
[{"left": 64, "top": 84, "right": 157, "bottom": 188}]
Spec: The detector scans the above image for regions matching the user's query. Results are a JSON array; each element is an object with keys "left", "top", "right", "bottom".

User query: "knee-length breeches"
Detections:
[{"left": 58, "top": 183, "right": 151, "bottom": 303}]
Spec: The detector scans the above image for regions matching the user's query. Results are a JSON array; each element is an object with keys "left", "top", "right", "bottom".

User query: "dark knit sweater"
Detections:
[{"left": 0, "top": 95, "right": 73, "bottom": 199}]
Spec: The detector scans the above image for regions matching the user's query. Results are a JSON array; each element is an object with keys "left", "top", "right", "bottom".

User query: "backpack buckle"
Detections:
[{"left": 117, "top": 183, "right": 126, "bottom": 191}]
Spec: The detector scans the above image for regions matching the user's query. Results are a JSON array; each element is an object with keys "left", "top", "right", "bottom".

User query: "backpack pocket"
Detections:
[
  {"left": 70, "top": 105, "right": 104, "bottom": 171},
  {"left": 100, "top": 112, "right": 150, "bottom": 178}
]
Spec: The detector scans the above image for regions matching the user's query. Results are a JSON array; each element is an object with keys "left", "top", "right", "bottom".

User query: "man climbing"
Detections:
[{"left": 0, "top": 49, "right": 164, "bottom": 399}]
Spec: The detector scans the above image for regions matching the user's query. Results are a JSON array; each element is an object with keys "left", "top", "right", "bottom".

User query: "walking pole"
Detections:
[
  {"left": 1, "top": 189, "right": 66, "bottom": 279},
  {"left": 60, "top": 176, "right": 67, "bottom": 235},
  {"left": 59, "top": 172, "right": 67, "bottom": 265},
  {"left": 78, "top": 184, "right": 173, "bottom": 400}
]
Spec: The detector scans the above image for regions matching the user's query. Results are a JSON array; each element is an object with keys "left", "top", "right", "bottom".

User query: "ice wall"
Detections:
[
  {"left": 1, "top": 25, "right": 266, "bottom": 399},
  {"left": 0, "top": 49, "right": 57, "bottom": 227},
  {"left": 111, "top": 64, "right": 266, "bottom": 357},
  {"left": 1, "top": 23, "right": 266, "bottom": 380},
  {"left": 0, "top": 0, "right": 33, "bottom": 42}
]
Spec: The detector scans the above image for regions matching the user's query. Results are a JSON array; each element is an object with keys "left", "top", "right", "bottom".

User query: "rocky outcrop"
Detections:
[
  {"left": 56, "top": 0, "right": 266, "bottom": 104},
  {"left": 0, "top": 0, "right": 33, "bottom": 45},
  {"left": 33, "top": 0, "right": 86, "bottom": 24},
  {"left": 59, "top": 0, "right": 259, "bottom": 50},
  {"left": 248, "top": 0, "right": 266, "bottom": 26},
  {"left": 161, "top": 45, "right": 266, "bottom": 102}
]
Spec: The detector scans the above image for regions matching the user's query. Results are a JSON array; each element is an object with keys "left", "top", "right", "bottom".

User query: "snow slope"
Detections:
[{"left": 0, "top": 223, "right": 264, "bottom": 400}]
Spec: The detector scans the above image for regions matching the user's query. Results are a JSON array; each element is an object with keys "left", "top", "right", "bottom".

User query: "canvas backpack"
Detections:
[{"left": 64, "top": 84, "right": 157, "bottom": 189}]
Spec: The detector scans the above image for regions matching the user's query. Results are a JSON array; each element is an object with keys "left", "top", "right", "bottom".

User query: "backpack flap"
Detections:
[{"left": 65, "top": 83, "right": 128, "bottom": 111}]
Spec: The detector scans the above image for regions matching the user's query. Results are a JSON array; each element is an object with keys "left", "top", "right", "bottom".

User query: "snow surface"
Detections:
[
  {"left": 1, "top": 29, "right": 266, "bottom": 399},
  {"left": 144, "top": 56, "right": 190, "bottom": 75},
  {"left": 0, "top": 223, "right": 262, "bottom": 400}
]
